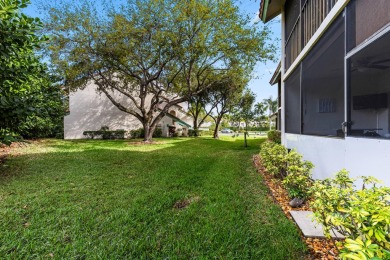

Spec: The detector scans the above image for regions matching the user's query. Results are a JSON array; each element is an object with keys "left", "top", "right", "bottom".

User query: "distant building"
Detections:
[{"left": 64, "top": 82, "right": 192, "bottom": 139}]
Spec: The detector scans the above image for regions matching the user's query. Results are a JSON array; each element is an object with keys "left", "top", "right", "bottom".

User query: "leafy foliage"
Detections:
[
  {"left": 260, "top": 141, "right": 313, "bottom": 199},
  {"left": 83, "top": 127, "right": 127, "bottom": 140},
  {"left": 129, "top": 128, "right": 162, "bottom": 139},
  {"left": 0, "top": 0, "right": 60, "bottom": 143},
  {"left": 282, "top": 151, "right": 313, "bottom": 199},
  {"left": 259, "top": 141, "right": 288, "bottom": 178},
  {"left": 44, "top": 0, "right": 275, "bottom": 142},
  {"left": 231, "top": 89, "right": 256, "bottom": 147},
  {"left": 267, "top": 130, "right": 281, "bottom": 144},
  {"left": 310, "top": 170, "right": 390, "bottom": 259}
]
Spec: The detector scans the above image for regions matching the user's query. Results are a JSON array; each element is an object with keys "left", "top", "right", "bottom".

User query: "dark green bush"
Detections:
[
  {"left": 129, "top": 128, "right": 162, "bottom": 139},
  {"left": 267, "top": 130, "right": 281, "bottom": 144},
  {"left": 188, "top": 129, "right": 200, "bottom": 137},
  {"left": 154, "top": 128, "right": 162, "bottom": 138},
  {"left": 200, "top": 130, "right": 214, "bottom": 136},
  {"left": 83, "top": 126, "right": 126, "bottom": 139}
]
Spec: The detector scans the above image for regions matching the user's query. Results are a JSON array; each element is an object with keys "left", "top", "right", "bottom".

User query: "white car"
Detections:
[{"left": 221, "top": 128, "right": 233, "bottom": 133}]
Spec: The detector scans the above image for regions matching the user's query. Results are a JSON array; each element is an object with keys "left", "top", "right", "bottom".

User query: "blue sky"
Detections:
[
  {"left": 23, "top": 0, "right": 281, "bottom": 104},
  {"left": 238, "top": 0, "right": 281, "bottom": 103}
]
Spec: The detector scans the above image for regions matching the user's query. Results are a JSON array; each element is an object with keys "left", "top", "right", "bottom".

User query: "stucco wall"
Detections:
[
  {"left": 285, "top": 133, "right": 390, "bottom": 186},
  {"left": 64, "top": 83, "right": 192, "bottom": 139}
]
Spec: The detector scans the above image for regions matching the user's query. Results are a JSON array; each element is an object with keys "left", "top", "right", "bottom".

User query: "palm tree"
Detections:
[
  {"left": 254, "top": 102, "right": 266, "bottom": 130},
  {"left": 263, "top": 96, "right": 278, "bottom": 130}
]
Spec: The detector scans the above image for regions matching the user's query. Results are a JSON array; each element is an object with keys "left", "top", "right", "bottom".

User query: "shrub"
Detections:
[
  {"left": 310, "top": 170, "right": 390, "bottom": 259},
  {"left": 188, "top": 129, "right": 199, "bottom": 137},
  {"left": 129, "top": 128, "right": 162, "bottom": 139},
  {"left": 154, "top": 128, "right": 162, "bottom": 138},
  {"left": 83, "top": 126, "right": 126, "bottom": 139},
  {"left": 201, "top": 130, "right": 214, "bottom": 136},
  {"left": 267, "top": 130, "right": 281, "bottom": 144},
  {"left": 259, "top": 141, "right": 288, "bottom": 178},
  {"left": 260, "top": 142, "right": 314, "bottom": 199},
  {"left": 282, "top": 150, "right": 314, "bottom": 199}
]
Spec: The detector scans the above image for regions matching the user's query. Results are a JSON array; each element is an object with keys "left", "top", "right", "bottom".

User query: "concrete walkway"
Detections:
[{"left": 290, "top": 211, "right": 344, "bottom": 239}]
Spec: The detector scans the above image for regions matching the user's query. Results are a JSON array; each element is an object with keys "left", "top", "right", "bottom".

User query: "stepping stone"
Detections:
[{"left": 290, "top": 211, "right": 344, "bottom": 239}]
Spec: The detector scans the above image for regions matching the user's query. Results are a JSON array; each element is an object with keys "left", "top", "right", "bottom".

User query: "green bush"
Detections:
[
  {"left": 282, "top": 150, "right": 313, "bottom": 199},
  {"left": 260, "top": 142, "right": 313, "bottom": 199},
  {"left": 84, "top": 126, "right": 126, "bottom": 139},
  {"left": 310, "top": 170, "right": 390, "bottom": 259},
  {"left": 188, "top": 129, "right": 199, "bottom": 137},
  {"left": 201, "top": 130, "right": 214, "bottom": 136},
  {"left": 83, "top": 130, "right": 126, "bottom": 139},
  {"left": 154, "top": 128, "right": 162, "bottom": 138},
  {"left": 267, "top": 130, "right": 281, "bottom": 144},
  {"left": 129, "top": 128, "right": 162, "bottom": 139},
  {"left": 259, "top": 141, "right": 288, "bottom": 178}
]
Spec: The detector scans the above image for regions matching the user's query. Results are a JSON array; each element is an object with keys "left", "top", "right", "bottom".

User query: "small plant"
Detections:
[
  {"left": 129, "top": 128, "right": 162, "bottom": 139},
  {"left": 83, "top": 126, "right": 126, "bottom": 140},
  {"left": 259, "top": 141, "right": 288, "bottom": 178},
  {"left": 310, "top": 170, "right": 390, "bottom": 259},
  {"left": 282, "top": 150, "right": 314, "bottom": 200},
  {"left": 267, "top": 130, "right": 281, "bottom": 144}
]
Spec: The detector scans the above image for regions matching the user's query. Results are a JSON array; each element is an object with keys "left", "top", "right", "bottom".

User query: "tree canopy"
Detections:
[
  {"left": 0, "top": 0, "right": 60, "bottom": 144},
  {"left": 44, "top": 0, "right": 276, "bottom": 141}
]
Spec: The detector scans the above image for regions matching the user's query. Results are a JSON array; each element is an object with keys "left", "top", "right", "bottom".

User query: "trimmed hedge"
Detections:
[{"left": 83, "top": 130, "right": 126, "bottom": 139}]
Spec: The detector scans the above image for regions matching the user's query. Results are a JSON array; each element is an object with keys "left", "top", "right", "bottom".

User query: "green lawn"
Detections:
[{"left": 0, "top": 137, "right": 306, "bottom": 258}]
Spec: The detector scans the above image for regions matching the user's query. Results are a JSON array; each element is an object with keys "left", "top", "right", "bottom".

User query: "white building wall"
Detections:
[
  {"left": 64, "top": 83, "right": 192, "bottom": 139},
  {"left": 285, "top": 134, "right": 390, "bottom": 186}
]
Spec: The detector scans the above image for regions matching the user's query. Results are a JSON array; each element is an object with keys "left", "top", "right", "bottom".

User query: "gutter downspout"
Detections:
[{"left": 262, "top": 0, "right": 270, "bottom": 22}]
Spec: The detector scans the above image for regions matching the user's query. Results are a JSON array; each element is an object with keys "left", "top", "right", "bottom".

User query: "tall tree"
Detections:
[
  {"left": 0, "top": 0, "right": 50, "bottom": 144},
  {"left": 263, "top": 96, "right": 278, "bottom": 130},
  {"left": 44, "top": 0, "right": 275, "bottom": 142},
  {"left": 187, "top": 91, "right": 215, "bottom": 136},
  {"left": 207, "top": 72, "right": 247, "bottom": 139},
  {"left": 234, "top": 89, "right": 256, "bottom": 147},
  {"left": 254, "top": 102, "right": 267, "bottom": 129}
]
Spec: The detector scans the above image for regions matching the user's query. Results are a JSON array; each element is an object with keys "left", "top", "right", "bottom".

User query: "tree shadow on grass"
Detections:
[{"left": 0, "top": 136, "right": 306, "bottom": 259}]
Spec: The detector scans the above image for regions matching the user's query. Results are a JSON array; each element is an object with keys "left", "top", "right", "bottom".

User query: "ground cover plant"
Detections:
[
  {"left": 258, "top": 140, "right": 390, "bottom": 259},
  {"left": 310, "top": 171, "right": 390, "bottom": 260},
  {"left": 0, "top": 137, "right": 306, "bottom": 258}
]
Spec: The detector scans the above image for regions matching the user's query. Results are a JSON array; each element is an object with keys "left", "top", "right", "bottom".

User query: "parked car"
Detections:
[{"left": 221, "top": 128, "right": 233, "bottom": 133}]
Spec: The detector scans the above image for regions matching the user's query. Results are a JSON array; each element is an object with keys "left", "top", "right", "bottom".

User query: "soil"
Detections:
[
  {"left": 253, "top": 154, "right": 340, "bottom": 260},
  {"left": 173, "top": 196, "right": 200, "bottom": 209}
]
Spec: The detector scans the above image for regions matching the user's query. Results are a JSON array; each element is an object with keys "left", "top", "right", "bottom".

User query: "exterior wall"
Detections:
[
  {"left": 279, "top": 1, "right": 390, "bottom": 184},
  {"left": 64, "top": 83, "right": 192, "bottom": 139},
  {"left": 285, "top": 134, "right": 390, "bottom": 186}
]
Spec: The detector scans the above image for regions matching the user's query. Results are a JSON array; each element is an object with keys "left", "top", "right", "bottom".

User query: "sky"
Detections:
[
  {"left": 237, "top": 0, "right": 281, "bottom": 104},
  {"left": 23, "top": 0, "right": 281, "bottom": 104}
]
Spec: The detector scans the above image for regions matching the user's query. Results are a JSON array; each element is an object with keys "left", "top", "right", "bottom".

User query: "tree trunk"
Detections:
[
  {"left": 213, "top": 116, "right": 222, "bottom": 139},
  {"left": 269, "top": 114, "right": 272, "bottom": 131},
  {"left": 143, "top": 123, "right": 155, "bottom": 142},
  {"left": 244, "top": 124, "right": 248, "bottom": 147},
  {"left": 193, "top": 116, "right": 199, "bottom": 136}
]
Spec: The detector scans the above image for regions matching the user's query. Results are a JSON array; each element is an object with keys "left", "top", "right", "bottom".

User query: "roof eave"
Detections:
[
  {"left": 259, "top": 0, "right": 284, "bottom": 23},
  {"left": 269, "top": 61, "right": 281, "bottom": 85}
]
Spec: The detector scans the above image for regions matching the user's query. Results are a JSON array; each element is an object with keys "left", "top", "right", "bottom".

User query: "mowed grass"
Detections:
[{"left": 0, "top": 137, "right": 306, "bottom": 258}]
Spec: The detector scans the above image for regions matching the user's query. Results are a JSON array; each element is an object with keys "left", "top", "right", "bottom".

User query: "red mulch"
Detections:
[{"left": 253, "top": 154, "right": 340, "bottom": 260}]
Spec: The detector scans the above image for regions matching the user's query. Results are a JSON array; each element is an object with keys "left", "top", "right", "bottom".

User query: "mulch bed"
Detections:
[{"left": 253, "top": 154, "right": 340, "bottom": 260}]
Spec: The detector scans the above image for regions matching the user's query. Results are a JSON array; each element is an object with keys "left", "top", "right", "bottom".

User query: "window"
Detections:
[
  {"left": 348, "top": 31, "right": 390, "bottom": 139},
  {"left": 301, "top": 15, "right": 345, "bottom": 137},
  {"left": 285, "top": 67, "right": 301, "bottom": 134}
]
